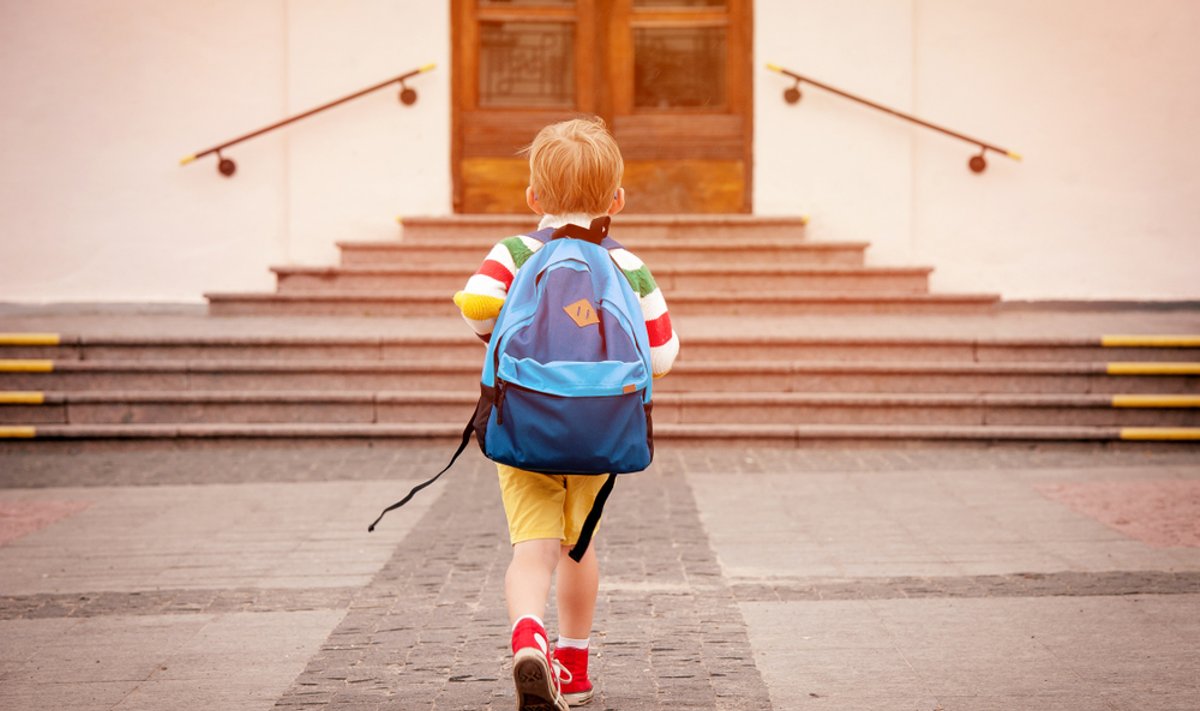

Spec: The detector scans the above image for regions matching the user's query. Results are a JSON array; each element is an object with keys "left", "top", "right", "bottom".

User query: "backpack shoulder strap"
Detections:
[
  {"left": 567, "top": 472, "right": 616, "bottom": 562},
  {"left": 551, "top": 216, "right": 610, "bottom": 245},
  {"left": 367, "top": 419, "right": 474, "bottom": 532},
  {"left": 527, "top": 218, "right": 624, "bottom": 250}
]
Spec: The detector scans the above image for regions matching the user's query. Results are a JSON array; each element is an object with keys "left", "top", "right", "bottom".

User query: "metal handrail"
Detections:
[
  {"left": 181, "top": 63, "right": 436, "bottom": 177},
  {"left": 767, "top": 63, "right": 1021, "bottom": 173}
]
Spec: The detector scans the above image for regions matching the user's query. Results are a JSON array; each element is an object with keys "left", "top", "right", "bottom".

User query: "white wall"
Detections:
[
  {"left": 4, "top": 1, "right": 1197, "bottom": 302},
  {"left": 755, "top": 0, "right": 917, "bottom": 267},
  {"left": 285, "top": 0, "right": 450, "bottom": 267},
  {"left": 757, "top": 0, "right": 1200, "bottom": 299},
  {"left": 0, "top": 0, "right": 450, "bottom": 303}
]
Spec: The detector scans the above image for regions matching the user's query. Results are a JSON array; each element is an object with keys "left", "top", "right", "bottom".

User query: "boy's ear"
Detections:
[
  {"left": 607, "top": 187, "right": 625, "bottom": 216},
  {"left": 525, "top": 186, "right": 545, "bottom": 216}
]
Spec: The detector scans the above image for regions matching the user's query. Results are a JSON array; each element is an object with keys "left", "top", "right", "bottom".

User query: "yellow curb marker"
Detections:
[
  {"left": 1119, "top": 428, "right": 1200, "bottom": 441},
  {"left": 1102, "top": 335, "right": 1200, "bottom": 348},
  {"left": 1106, "top": 362, "right": 1200, "bottom": 375},
  {"left": 0, "top": 392, "right": 45, "bottom": 405},
  {"left": 0, "top": 360, "right": 54, "bottom": 372},
  {"left": 0, "top": 426, "right": 36, "bottom": 439},
  {"left": 1112, "top": 395, "right": 1200, "bottom": 408},
  {"left": 0, "top": 333, "right": 61, "bottom": 346}
]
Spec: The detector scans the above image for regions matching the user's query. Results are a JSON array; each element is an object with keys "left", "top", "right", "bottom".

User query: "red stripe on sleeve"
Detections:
[
  {"left": 646, "top": 312, "right": 673, "bottom": 348},
  {"left": 477, "top": 259, "right": 514, "bottom": 288}
]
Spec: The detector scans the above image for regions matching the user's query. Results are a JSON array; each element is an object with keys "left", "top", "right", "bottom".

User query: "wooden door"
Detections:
[{"left": 452, "top": 0, "right": 752, "bottom": 214}]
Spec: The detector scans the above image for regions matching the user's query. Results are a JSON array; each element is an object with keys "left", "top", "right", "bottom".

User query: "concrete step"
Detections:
[
  {"left": 675, "top": 335, "right": 1200, "bottom": 363},
  {"left": 205, "top": 291, "right": 1000, "bottom": 317},
  {"left": 6, "top": 335, "right": 1199, "bottom": 364},
  {"left": 338, "top": 240, "right": 868, "bottom": 268},
  {"left": 396, "top": 214, "right": 811, "bottom": 244},
  {"left": 4, "top": 391, "right": 1198, "bottom": 428},
  {"left": 4, "top": 359, "right": 1197, "bottom": 394},
  {"left": 3, "top": 422, "right": 1197, "bottom": 443},
  {"left": 273, "top": 264, "right": 932, "bottom": 294},
  {"left": 0, "top": 335, "right": 477, "bottom": 362}
]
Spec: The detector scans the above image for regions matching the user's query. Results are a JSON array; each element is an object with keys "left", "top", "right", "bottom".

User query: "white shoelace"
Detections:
[{"left": 551, "top": 656, "right": 573, "bottom": 687}]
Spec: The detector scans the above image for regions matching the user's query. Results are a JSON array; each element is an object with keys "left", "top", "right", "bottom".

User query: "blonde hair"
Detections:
[{"left": 524, "top": 117, "right": 624, "bottom": 215}]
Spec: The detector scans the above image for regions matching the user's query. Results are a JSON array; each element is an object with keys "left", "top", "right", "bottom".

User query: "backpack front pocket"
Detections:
[
  {"left": 486, "top": 379, "right": 651, "bottom": 475},
  {"left": 496, "top": 354, "right": 648, "bottom": 399}
]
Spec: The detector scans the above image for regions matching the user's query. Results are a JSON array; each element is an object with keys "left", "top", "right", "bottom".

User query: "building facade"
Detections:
[{"left": 2, "top": 0, "right": 1198, "bottom": 303}]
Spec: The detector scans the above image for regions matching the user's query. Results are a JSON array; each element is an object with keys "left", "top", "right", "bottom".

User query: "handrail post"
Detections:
[
  {"left": 181, "top": 63, "right": 436, "bottom": 177},
  {"left": 766, "top": 63, "right": 1021, "bottom": 174}
]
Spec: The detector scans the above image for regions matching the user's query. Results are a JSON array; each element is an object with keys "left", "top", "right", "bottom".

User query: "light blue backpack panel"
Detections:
[{"left": 476, "top": 224, "right": 654, "bottom": 475}]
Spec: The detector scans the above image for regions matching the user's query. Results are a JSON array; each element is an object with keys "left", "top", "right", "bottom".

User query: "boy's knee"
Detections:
[{"left": 513, "top": 538, "right": 562, "bottom": 570}]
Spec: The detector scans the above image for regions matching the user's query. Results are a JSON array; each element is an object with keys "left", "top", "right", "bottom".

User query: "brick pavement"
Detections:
[
  {"left": 4, "top": 440, "right": 1199, "bottom": 489},
  {"left": 2, "top": 443, "right": 1200, "bottom": 710},
  {"left": 274, "top": 452, "right": 771, "bottom": 710}
]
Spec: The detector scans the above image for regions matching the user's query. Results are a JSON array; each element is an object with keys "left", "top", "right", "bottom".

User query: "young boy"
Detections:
[{"left": 453, "top": 117, "right": 679, "bottom": 709}]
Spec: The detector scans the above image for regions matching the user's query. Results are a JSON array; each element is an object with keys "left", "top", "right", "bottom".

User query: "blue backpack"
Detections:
[{"left": 369, "top": 216, "right": 654, "bottom": 561}]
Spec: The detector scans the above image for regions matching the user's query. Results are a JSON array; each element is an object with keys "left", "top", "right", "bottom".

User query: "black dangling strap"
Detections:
[
  {"left": 568, "top": 473, "right": 616, "bottom": 562},
  {"left": 367, "top": 419, "right": 474, "bottom": 532},
  {"left": 552, "top": 216, "right": 610, "bottom": 245}
]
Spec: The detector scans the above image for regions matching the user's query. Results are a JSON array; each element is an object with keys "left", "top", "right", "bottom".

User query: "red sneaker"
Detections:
[
  {"left": 552, "top": 646, "right": 593, "bottom": 706},
  {"left": 511, "top": 618, "right": 569, "bottom": 711}
]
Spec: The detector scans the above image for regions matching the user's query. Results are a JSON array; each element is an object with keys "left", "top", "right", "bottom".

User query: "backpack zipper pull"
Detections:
[{"left": 495, "top": 380, "right": 506, "bottom": 426}]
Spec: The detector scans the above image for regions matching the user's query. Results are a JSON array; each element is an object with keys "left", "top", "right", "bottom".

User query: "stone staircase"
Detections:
[
  {"left": 206, "top": 216, "right": 1000, "bottom": 317},
  {"left": 2, "top": 215, "right": 1198, "bottom": 445}
]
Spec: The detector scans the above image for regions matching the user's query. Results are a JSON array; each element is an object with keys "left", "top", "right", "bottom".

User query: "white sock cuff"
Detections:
[
  {"left": 512, "top": 615, "right": 544, "bottom": 632},
  {"left": 556, "top": 635, "right": 590, "bottom": 650}
]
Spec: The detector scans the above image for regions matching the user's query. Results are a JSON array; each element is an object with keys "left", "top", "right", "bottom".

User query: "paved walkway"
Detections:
[{"left": 1, "top": 443, "right": 1198, "bottom": 710}]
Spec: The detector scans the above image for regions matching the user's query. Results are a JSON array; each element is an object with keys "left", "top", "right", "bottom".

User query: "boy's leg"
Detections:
[
  {"left": 506, "top": 538, "right": 561, "bottom": 624},
  {"left": 557, "top": 473, "right": 606, "bottom": 639},
  {"left": 554, "top": 475, "right": 605, "bottom": 706},
  {"left": 498, "top": 464, "right": 568, "bottom": 624},
  {"left": 556, "top": 542, "right": 598, "bottom": 638},
  {"left": 555, "top": 541, "right": 598, "bottom": 705},
  {"left": 498, "top": 465, "right": 571, "bottom": 710},
  {"left": 508, "top": 538, "right": 570, "bottom": 710}
]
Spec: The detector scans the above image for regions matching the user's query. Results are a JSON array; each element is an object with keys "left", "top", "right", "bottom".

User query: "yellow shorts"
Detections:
[{"left": 496, "top": 463, "right": 608, "bottom": 546}]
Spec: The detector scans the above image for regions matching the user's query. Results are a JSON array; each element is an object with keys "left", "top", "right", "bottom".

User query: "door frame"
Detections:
[{"left": 450, "top": 0, "right": 753, "bottom": 213}]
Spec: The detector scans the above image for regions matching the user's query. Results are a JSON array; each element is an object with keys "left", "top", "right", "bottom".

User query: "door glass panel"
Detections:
[
  {"left": 634, "top": 26, "right": 726, "bottom": 108},
  {"left": 633, "top": 0, "right": 726, "bottom": 7},
  {"left": 479, "top": 22, "right": 575, "bottom": 107},
  {"left": 480, "top": 1, "right": 572, "bottom": 5}
]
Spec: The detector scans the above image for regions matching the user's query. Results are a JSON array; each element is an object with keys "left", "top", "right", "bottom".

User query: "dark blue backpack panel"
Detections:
[{"left": 485, "top": 383, "right": 651, "bottom": 474}]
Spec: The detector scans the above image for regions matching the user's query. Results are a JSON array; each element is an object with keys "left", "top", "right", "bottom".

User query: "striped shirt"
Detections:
[{"left": 453, "top": 214, "right": 680, "bottom": 377}]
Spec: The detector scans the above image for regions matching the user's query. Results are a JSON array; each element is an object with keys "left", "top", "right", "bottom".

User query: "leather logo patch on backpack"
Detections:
[{"left": 564, "top": 299, "right": 600, "bottom": 328}]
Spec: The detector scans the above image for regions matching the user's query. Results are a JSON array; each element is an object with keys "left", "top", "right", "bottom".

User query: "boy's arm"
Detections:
[
  {"left": 453, "top": 236, "right": 538, "bottom": 342},
  {"left": 611, "top": 248, "right": 680, "bottom": 377}
]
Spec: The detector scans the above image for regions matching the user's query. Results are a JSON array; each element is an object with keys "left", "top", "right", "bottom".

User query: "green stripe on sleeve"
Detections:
[
  {"left": 502, "top": 237, "right": 536, "bottom": 270},
  {"left": 622, "top": 265, "right": 658, "bottom": 298}
]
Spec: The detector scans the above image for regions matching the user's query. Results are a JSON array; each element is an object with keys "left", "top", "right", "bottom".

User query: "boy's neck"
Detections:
[{"left": 538, "top": 213, "right": 606, "bottom": 231}]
